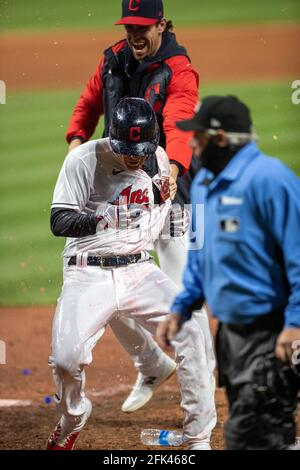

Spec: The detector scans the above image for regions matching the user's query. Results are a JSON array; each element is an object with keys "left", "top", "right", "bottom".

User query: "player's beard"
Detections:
[{"left": 200, "top": 142, "right": 242, "bottom": 177}]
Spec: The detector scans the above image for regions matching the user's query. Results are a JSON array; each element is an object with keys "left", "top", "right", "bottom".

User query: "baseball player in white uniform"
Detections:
[{"left": 47, "top": 98, "right": 216, "bottom": 450}]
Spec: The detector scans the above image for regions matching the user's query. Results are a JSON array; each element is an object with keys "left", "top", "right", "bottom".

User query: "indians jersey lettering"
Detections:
[{"left": 116, "top": 185, "right": 149, "bottom": 206}]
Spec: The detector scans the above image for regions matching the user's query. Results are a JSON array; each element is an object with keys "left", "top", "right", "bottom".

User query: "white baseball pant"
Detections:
[
  {"left": 50, "top": 259, "right": 179, "bottom": 420},
  {"left": 109, "top": 236, "right": 217, "bottom": 444}
]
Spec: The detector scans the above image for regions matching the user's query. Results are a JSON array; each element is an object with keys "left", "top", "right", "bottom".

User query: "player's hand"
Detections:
[
  {"left": 160, "top": 205, "right": 190, "bottom": 239},
  {"left": 169, "top": 176, "right": 177, "bottom": 201},
  {"left": 159, "top": 176, "right": 171, "bottom": 202},
  {"left": 156, "top": 313, "right": 185, "bottom": 351},
  {"left": 68, "top": 138, "right": 82, "bottom": 152},
  {"left": 170, "top": 205, "right": 190, "bottom": 238},
  {"left": 275, "top": 327, "right": 300, "bottom": 363},
  {"left": 96, "top": 204, "right": 143, "bottom": 230}
]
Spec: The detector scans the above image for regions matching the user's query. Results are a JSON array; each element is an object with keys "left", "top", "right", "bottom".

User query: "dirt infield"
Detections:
[
  {"left": 0, "top": 307, "right": 226, "bottom": 450},
  {"left": 0, "top": 307, "right": 299, "bottom": 450},
  {"left": 1, "top": 24, "right": 300, "bottom": 91}
]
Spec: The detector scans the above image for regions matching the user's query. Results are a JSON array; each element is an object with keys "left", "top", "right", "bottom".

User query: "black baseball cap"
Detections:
[
  {"left": 176, "top": 96, "right": 252, "bottom": 133},
  {"left": 115, "top": 0, "right": 164, "bottom": 26}
]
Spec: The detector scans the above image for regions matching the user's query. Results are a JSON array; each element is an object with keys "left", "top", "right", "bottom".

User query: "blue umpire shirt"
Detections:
[{"left": 171, "top": 142, "right": 300, "bottom": 327}]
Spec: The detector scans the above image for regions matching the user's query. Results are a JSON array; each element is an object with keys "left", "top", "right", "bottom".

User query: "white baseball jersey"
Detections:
[
  {"left": 51, "top": 138, "right": 171, "bottom": 257},
  {"left": 50, "top": 138, "right": 216, "bottom": 446}
]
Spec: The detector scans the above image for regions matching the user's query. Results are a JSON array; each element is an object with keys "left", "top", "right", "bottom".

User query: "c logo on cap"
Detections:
[
  {"left": 129, "top": 0, "right": 141, "bottom": 12},
  {"left": 129, "top": 126, "right": 141, "bottom": 141}
]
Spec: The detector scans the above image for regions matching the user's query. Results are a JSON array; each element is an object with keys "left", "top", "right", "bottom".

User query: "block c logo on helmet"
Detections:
[{"left": 129, "top": 126, "right": 141, "bottom": 141}]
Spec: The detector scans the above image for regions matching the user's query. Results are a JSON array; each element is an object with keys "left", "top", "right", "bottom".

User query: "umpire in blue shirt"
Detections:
[{"left": 157, "top": 95, "right": 300, "bottom": 449}]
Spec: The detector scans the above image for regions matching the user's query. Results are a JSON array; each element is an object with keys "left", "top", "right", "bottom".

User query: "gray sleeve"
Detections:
[{"left": 51, "top": 152, "right": 92, "bottom": 212}]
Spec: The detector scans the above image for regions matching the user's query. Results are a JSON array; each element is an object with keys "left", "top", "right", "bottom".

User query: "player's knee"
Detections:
[
  {"left": 184, "top": 318, "right": 202, "bottom": 336},
  {"left": 51, "top": 353, "right": 80, "bottom": 377},
  {"left": 175, "top": 316, "right": 205, "bottom": 349}
]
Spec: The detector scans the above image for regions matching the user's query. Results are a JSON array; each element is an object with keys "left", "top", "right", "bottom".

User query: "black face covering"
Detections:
[{"left": 200, "top": 141, "right": 242, "bottom": 177}]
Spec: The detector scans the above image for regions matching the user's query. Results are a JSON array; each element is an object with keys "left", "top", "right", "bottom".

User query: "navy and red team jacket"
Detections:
[{"left": 66, "top": 32, "right": 199, "bottom": 177}]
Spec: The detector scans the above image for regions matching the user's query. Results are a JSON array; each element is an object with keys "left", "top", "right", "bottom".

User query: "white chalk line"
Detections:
[
  {"left": 0, "top": 399, "right": 32, "bottom": 407},
  {"left": 0, "top": 384, "right": 180, "bottom": 407},
  {"left": 87, "top": 384, "right": 131, "bottom": 397},
  {"left": 87, "top": 383, "right": 178, "bottom": 398}
]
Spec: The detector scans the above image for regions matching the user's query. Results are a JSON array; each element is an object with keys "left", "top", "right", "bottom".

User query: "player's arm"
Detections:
[
  {"left": 152, "top": 146, "right": 177, "bottom": 201},
  {"left": 51, "top": 208, "right": 98, "bottom": 238},
  {"left": 66, "top": 57, "right": 105, "bottom": 149},
  {"left": 51, "top": 205, "right": 138, "bottom": 237},
  {"left": 51, "top": 151, "right": 137, "bottom": 237},
  {"left": 163, "top": 56, "right": 199, "bottom": 177},
  {"left": 51, "top": 149, "right": 97, "bottom": 237}
]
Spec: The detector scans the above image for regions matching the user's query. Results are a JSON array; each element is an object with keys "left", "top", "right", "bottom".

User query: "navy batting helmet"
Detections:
[{"left": 109, "top": 97, "right": 159, "bottom": 158}]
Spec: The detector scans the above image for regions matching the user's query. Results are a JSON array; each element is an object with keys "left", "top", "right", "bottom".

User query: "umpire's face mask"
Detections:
[{"left": 200, "top": 140, "right": 238, "bottom": 177}]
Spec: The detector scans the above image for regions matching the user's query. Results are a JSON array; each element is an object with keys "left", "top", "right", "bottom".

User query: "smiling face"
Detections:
[
  {"left": 125, "top": 20, "right": 166, "bottom": 61},
  {"left": 117, "top": 154, "right": 146, "bottom": 171}
]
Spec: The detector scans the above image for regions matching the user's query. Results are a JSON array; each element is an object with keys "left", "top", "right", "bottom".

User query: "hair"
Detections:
[
  {"left": 159, "top": 19, "right": 174, "bottom": 33},
  {"left": 165, "top": 20, "right": 174, "bottom": 31}
]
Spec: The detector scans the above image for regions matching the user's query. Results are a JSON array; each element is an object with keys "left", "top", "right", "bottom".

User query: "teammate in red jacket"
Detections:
[{"left": 66, "top": 8, "right": 199, "bottom": 187}]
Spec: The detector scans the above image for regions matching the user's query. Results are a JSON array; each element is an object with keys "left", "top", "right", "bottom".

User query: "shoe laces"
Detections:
[
  {"left": 49, "top": 423, "right": 62, "bottom": 446},
  {"left": 50, "top": 421, "right": 79, "bottom": 448},
  {"left": 58, "top": 431, "right": 78, "bottom": 448}
]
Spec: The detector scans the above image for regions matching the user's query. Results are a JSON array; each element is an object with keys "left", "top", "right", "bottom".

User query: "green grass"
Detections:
[
  {"left": 0, "top": 80, "right": 299, "bottom": 306},
  {"left": 0, "top": 90, "right": 103, "bottom": 306},
  {"left": 1, "top": 0, "right": 299, "bottom": 32}
]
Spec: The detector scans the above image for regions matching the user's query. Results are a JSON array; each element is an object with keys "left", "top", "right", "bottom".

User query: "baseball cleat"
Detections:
[
  {"left": 121, "top": 357, "right": 176, "bottom": 413},
  {"left": 46, "top": 398, "right": 92, "bottom": 450}
]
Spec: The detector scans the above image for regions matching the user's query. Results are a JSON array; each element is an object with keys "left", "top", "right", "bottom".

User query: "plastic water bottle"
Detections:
[{"left": 141, "top": 429, "right": 183, "bottom": 446}]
